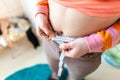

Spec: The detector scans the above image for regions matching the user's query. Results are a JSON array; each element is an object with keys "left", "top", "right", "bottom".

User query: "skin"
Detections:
[{"left": 35, "top": 0, "right": 120, "bottom": 58}]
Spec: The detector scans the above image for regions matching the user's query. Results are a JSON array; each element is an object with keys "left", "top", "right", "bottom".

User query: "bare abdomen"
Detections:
[{"left": 49, "top": 0, "right": 119, "bottom": 37}]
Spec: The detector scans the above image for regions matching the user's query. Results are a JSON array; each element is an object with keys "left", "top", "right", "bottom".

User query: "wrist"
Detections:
[
  {"left": 81, "top": 38, "right": 89, "bottom": 53},
  {"left": 36, "top": 13, "right": 48, "bottom": 19},
  {"left": 76, "top": 38, "right": 89, "bottom": 53}
]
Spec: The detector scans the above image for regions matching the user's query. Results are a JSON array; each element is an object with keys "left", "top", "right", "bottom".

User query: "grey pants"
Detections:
[{"left": 42, "top": 39, "right": 102, "bottom": 80}]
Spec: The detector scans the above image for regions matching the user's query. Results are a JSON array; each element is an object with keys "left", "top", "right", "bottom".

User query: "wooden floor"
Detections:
[{"left": 0, "top": 36, "right": 120, "bottom": 80}]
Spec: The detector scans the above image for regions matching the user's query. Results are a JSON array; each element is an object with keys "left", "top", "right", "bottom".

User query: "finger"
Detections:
[
  {"left": 63, "top": 48, "right": 77, "bottom": 58},
  {"left": 36, "top": 27, "right": 49, "bottom": 40},
  {"left": 42, "top": 26, "right": 55, "bottom": 39},
  {"left": 36, "top": 29, "right": 46, "bottom": 38},
  {"left": 40, "top": 30, "right": 53, "bottom": 41},
  {"left": 62, "top": 44, "right": 79, "bottom": 58},
  {"left": 60, "top": 42, "right": 73, "bottom": 50},
  {"left": 60, "top": 43, "right": 73, "bottom": 57},
  {"left": 63, "top": 49, "right": 73, "bottom": 58},
  {"left": 39, "top": 29, "right": 50, "bottom": 40},
  {"left": 36, "top": 27, "right": 41, "bottom": 37}
]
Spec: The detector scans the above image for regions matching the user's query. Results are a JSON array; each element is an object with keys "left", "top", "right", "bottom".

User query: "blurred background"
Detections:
[
  {"left": 0, "top": 0, "right": 120, "bottom": 80},
  {"left": 0, "top": 0, "right": 36, "bottom": 25}
]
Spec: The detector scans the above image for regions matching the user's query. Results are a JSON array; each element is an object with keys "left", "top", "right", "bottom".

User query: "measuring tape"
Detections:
[{"left": 52, "top": 36, "right": 75, "bottom": 77}]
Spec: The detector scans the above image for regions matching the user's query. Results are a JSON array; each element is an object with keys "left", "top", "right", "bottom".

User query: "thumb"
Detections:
[
  {"left": 60, "top": 42, "right": 73, "bottom": 50},
  {"left": 42, "top": 26, "right": 55, "bottom": 38}
]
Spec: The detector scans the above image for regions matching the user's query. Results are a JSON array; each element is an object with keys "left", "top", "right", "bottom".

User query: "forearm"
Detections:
[{"left": 84, "top": 19, "right": 120, "bottom": 52}]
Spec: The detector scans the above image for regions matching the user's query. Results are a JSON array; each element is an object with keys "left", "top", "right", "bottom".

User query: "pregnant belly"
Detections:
[
  {"left": 50, "top": 12, "right": 119, "bottom": 37},
  {"left": 49, "top": 0, "right": 119, "bottom": 37}
]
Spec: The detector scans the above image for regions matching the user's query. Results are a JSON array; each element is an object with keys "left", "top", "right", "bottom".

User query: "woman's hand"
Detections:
[
  {"left": 35, "top": 14, "right": 55, "bottom": 41},
  {"left": 60, "top": 38, "right": 89, "bottom": 58}
]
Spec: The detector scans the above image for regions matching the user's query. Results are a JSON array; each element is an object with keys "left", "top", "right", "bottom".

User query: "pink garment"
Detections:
[
  {"left": 36, "top": 5, "right": 49, "bottom": 17},
  {"left": 84, "top": 19, "right": 120, "bottom": 52},
  {"left": 54, "top": 0, "right": 120, "bottom": 18},
  {"left": 84, "top": 33, "right": 103, "bottom": 52}
]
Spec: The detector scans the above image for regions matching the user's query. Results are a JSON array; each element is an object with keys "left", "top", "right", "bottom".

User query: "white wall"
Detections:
[
  {"left": 0, "top": 0, "right": 38, "bottom": 26},
  {"left": 0, "top": 0, "right": 24, "bottom": 18},
  {"left": 20, "top": 0, "right": 38, "bottom": 27}
]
